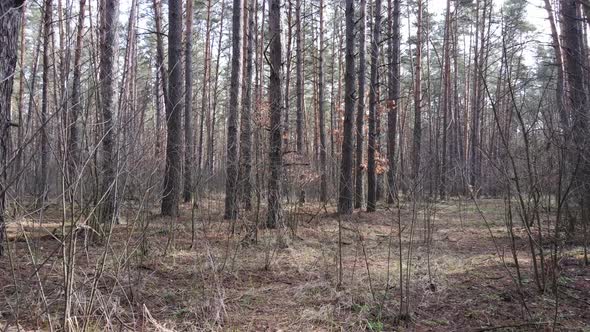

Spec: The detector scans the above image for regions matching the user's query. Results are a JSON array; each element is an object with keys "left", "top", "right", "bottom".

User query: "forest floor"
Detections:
[{"left": 1, "top": 197, "right": 589, "bottom": 331}]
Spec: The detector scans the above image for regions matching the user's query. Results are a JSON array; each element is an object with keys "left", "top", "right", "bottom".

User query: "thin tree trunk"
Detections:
[
  {"left": 207, "top": 0, "right": 227, "bottom": 174},
  {"left": 69, "top": 0, "right": 87, "bottom": 180},
  {"left": 544, "top": 0, "right": 568, "bottom": 131},
  {"left": 0, "top": 0, "right": 24, "bottom": 256},
  {"left": 224, "top": 0, "right": 243, "bottom": 220},
  {"left": 153, "top": 0, "right": 168, "bottom": 159},
  {"left": 38, "top": 0, "right": 52, "bottom": 207},
  {"left": 295, "top": 0, "right": 304, "bottom": 153},
  {"left": 283, "top": 0, "right": 293, "bottom": 149},
  {"left": 267, "top": 0, "right": 283, "bottom": 227},
  {"left": 161, "top": 0, "right": 183, "bottom": 216},
  {"left": 337, "top": 0, "right": 355, "bottom": 215},
  {"left": 99, "top": 0, "right": 119, "bottom": 227},
  {"left": 355, "top": 0, "right": 367, "bottom": 209},
  {"left": 198, "top": 0, "right": 213, "bottom": 175},
  {"left": 318, "top": 0, "right": 327, "bottom": 202},
  {"left": 386, "top": 0, "right": 400, "bottom": 203},
  {"left": 239, "top": 0, "right": 255, "bottom": 211},
  {"left": 367, "top": 0, "right": 382, "bottom": 212},
  {"left": 15, "top": 4, "right": 26, "bottom": 194},
  {"left": 412, "top": 0, "right": 423, "bottom": 183},
  {"left": 183, "top": 0, "right": 195, "bottom": 202},
  {"left": 439, "top": 0, "right": 451, "bottom": 198}
]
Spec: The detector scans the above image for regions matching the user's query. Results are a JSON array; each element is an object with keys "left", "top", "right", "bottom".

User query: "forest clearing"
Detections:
[
  {"left": 1, "top": 197, "right": 588, "bottom": 331},
  {"left": 1, "top": 0, "right": 590, "bottom": 330}
]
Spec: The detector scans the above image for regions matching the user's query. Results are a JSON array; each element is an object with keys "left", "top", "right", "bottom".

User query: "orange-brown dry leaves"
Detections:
[{"left": 253, "top": 100, "right": 270, "bottom": 128}]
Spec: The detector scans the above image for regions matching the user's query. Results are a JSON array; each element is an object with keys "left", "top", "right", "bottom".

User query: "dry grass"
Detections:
[{"left": 1, "top": 197, "right": 589, "bottom": 331}]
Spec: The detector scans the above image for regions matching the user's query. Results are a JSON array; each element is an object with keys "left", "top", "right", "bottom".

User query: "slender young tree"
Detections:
[
  {"left": 543, "top": 0, "right": 567, "bottom": 131},
  {"left": 338, "top": 0, "right": 356, "bottom": 214},
  {"left": 198, "top": 0, "right": 213, "bottom": 173},
  {"left": 386, "top": 0, "right": 400, "bottom": 203},
  {"left": 0, "top": 0, "right": 24, "bottom": 256},
  {"left": 411, "top": 0, "right": 423, "bottom": 182},
  {"left": 283, "top": 0, "right": 293, "bottom": 149},
  {"left": 68, "top": 0, "right": 87, "bottom": 179},
  {"left": 99, "top": 0, "right": 119, "bottom": 226},
  {"left": 367, "top": 0, "right": 382, "bottom": 212},
  {"left": 207, "top": 0, "right": 227, "bottom": 174},
  {"left": 153, "top": 0, "right": 168, "bottom": 156},
  {"left": 225, "top": 0, "right": 243, "bottom": 220},
  {"left": 267, "top": 0, "right": 283, "bottom": 227},
  {"left": 355, "top": 0, "right": 367, "bottom": 209},
  {"left": 318, "top": 0, "right": 327, "bottom": 202},
  {"left": 161, "top": 0, "right": 183, "bottom": 216},
  {"left": 439, "top": 0, "right": 451, "bottom": 198},
  {"left": 239, "top": 0, "right": 255, "bottom": 210},
  {"left": 38, "top": 0, "right": 52, "bottom": 207},
  {"left": 183, "top": 0, "right": 195, "bottom": 202},
  {"left": 295, "top": 0, "right": 304, "bottom": 153}
]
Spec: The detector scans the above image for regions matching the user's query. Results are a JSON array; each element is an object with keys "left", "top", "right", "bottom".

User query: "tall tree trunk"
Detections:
[
  {"left": 386, "top": 0, "right": 400, "bottom": 203},
  {"left": 267, "top": 0, "right": 283, "bottom": 227},
  {"left": 561, "top": 0, "right": 590, "bottom": 229},
  {"left": 207, "top": 0, "right": 226, "bottom": 174},
  {"left": 0, "top": 0, "right": 24, "bottom": 256},
  {"left": 198, "top": 0, "right": 213, "bottom": 174},
  {"left": 469, "top": 0, "right": 484, "bottom": 190},
  {"left": 295, "top": 0, "right": 304, "bottom": 153},
  {"left": 154, "top": 61, "right": 163, "bottom": 156},
  {"left": 152, "top": 0, "right": 169, "bottom": 112},
  {"left": 367, "top": 0, "right": 382, "bottom": 212},
  {"left": 239, "top": 0, "right": 255, "bottom": 211},
  {"left": 318, "top": 0, "right": 327, "bottom": 203},
  {"left": 153, "top": 0, "right": 168, "bottom": 158},
  {"left": 355, "top": 0, "right": 367, "bottom": 209},
  {"left": 544, "top": 0, "right": 568, "bottom": 131},
  {"left": 183, "top": 0, "right": 194, "bottom": 202},
  {"left": 39, "top": 0, "right": 52, "bottom": 207},
  {"left": 412, "top": 0, "right": 423, "bottom": 183},
  {"left": 69, "top": 0, "right": 87, "bottom": 181},
  {"left": 14, "top": 4, "right": 26, "bottom": 196},
  {"left": 224, "top": 0, "right": 243, "bottom": 220},
  {"left": 99, "top": 0, "right": 119, "bottom": 226},
  {"left": 283, "top": 0, "right": 293, "bottom": 149},
  {"left": 161, "top": 0, "right": 183, "bottom": 216},
  {"left": 439, "top": 0, "right": 451, "bottom": 198},
  {"left": 337, "top": 0, "right": 356, "bottom": 215}
]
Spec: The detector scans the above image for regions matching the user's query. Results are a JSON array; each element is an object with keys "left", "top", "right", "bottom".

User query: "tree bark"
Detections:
[
  {"left": 561, "top": 0, "right": 590, "bottom": 228},
  {"left": 239, "top": 0, "right": 255, "bottom": 211},
  {"left": 411, "top": 0, "right": 423, "bottom": 183},
  {"left": 337, "top": 0, "right": 356, "bottom": 215},
  {"left": 0, "top": 0, "right": 24, "bottom": 256},
  {"left": 355, "top": 0, "right": 367, "bottom": 209},
  {"left": 318, "top": 0, "right": 327, "bottom": 203},
  {"left": 161, "top": 0, "right": 183, "bottom": 216},
  {"left": 224, "top": 0, "right": 243, "bottom": 220},
  {"left": 367, "top": 0, "right": 382, "bottom": 212},
  {"left": 69, "top": 0, "right": 87, "bottom": 181},
  {"left": 386, "top": 0, "right": 400, "bottom": 203},
  {"left": 267, "top": 0, "right": 283, "bottom": 227},
  {"left": 207, "top": 0, "right": 227, "bottom": 174},
  {"left": 183, "top": 0, "right": 195, "bottom": 203},
  {"left": 199, "top": 0, "right": 212, "bottom": 174},
  {"left": 99, "top": 0, "right": 119, "bottom": 226},
  {"left": 439, "top": 0, "right": 451, "bottom": 199},
  {"left": 295, "top": 0, "right": 304, "bottom": 153},
  {"left": 38, "top": 0, "right": 52, "bottom": 207}
]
